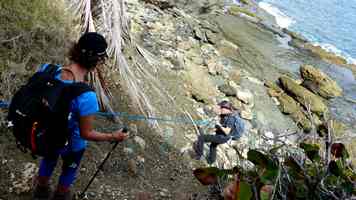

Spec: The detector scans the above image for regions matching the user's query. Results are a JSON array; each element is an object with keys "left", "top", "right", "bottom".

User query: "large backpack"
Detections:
[{"left": 7, "top": 64, "right": 93, "bottom": 158}]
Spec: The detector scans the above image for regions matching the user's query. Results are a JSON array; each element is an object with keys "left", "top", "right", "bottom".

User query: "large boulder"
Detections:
[
  {"left": 236, "top": 88, "right": 254, "bottom": 105},
  {"left": 264, "top": 80, "right": 283, "bottom": 97},
  {"left": 300, "top": 65, "right": 343, "bottom": 98},
  {"left": 185, "top": 65, "right": 217, "bottom": 104},
  {"left": 291, "top": 110, "right": 312, "bottom": 133},
  {"left": 279, "top": 76, "right": 328, "bottom": 115},
  {"left": 265, "top": 80, "right": 312, "bottom": 132},
  {"left": 278, "top": 93, "right": 299, "bottom": 114},
  {"left": 218, "top": 39, "right": 240, "bottom": 60},
  {"left": 218, "top": 84, "right": 237, "bottom": 96}
]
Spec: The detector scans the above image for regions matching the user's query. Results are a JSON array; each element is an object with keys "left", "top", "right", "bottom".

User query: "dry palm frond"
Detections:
[
  {"left": 66, "top": 0, "right": 190, "bottom": 129},
  {"left": 67, "top": 0, "right": 115, "bottom": 114},
  {"left": 87, "top": 68, "right": 117, "bottom": 118},
  {"left": 69, "top": 0, "right": 95, "bottom": 32},
  {"left": 136, "top": 45, "right": 160, "bottom": 73},
  {"left": 68, "top": 0, "right": 155, "bottom": 113}
]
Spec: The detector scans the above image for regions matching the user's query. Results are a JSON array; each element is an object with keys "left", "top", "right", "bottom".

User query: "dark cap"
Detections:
[
  {"left": 78, "top": 32, "right": 108, "bottom": 57},
  {"left": 217, "top": 100, "right": 234, "bottom": 110}
]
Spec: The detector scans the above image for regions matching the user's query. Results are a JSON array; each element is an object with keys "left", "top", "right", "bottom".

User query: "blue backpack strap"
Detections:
[{"left": 43, "top": 64, "right": 61, "bottom": 77}]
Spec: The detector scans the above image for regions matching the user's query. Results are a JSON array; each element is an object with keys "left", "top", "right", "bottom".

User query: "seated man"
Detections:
[{"left": 194, "top": 100, "right": 244, "bottom": 164}]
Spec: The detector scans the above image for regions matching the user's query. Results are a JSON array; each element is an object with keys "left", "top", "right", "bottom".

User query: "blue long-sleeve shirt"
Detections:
[{"left": 220, "top": 112, "right": 245, "bottom": 140}]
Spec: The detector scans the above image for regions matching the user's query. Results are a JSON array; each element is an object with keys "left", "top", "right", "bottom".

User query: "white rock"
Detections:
[
  {"left": 236, "top": 88, "right": 254, "bottom": 105},
  {"left": 295, "top": 79, "right": 303, "bottom": 85},
  {"left": 178, "top": 41, "right": 193, "bottom": 51},
  {"left": 129, "top": 124, "right": 138, "bottom": 134},
  {"left": 220, "top": 40, "right": 239, "bottom": 51},
  {"left": 196, "top": 107, "right": 205, "bottom": 116},
  {"left": 159, "top": 188, "right": 170, "bottom": 197},
  {"left": 137, "top": 155, "right": 145, "bottom": 164},
  {"left": 10, "top": 173, "right": 15, "bottom": 180},
  {"left": 185, "top": 134, "right": 197, "bottom": 141},
  {"left": 201, "top": 44, "right": 220, "bottom": 57},
  {"left": 134, "top": 136, "right": 146, "bottom": 150},
  {"left": 161, "top": 49, "right": 175, "bottom": 59},
  {"left": 240, "top": 109, "right": 253, "bottom": 120},
  {"left": 246, "top": 76, "right": 264, "bottom": 85},
  {"left": 206, "top": 59, "right": 224, "bottom": 75},
  {"left": 272, "top": 97, "right": 280, "bottom": 105},
  {"left": 127, "top": 0, "right": 139, "bottom": 5},
  {"left": 229, "top": 80, "right": 239, "bottom": 90},
  {"left": 123, "top": 147, "right": 134, "bottom": 156}
]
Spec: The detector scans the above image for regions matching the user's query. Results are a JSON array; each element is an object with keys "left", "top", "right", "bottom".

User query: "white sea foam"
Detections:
[
  {"left": 258, "top": 2, "right": 295, "bottom": 28},
  {"left": 313, "top": 42, "right": 356, "bottom": 65}
]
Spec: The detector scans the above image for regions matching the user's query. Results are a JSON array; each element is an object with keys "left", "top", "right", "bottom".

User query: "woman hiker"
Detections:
[
  {"left": 194, "top": 100, "right": 245, "bottom": 164},
  {"left": 32, "top": 32, "right": 129, "bottom": 200}
]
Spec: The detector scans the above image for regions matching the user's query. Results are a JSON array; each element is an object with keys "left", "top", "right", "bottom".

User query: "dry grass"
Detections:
[{"left": 0, "top": 0, "right": 75, "bottom": 100}]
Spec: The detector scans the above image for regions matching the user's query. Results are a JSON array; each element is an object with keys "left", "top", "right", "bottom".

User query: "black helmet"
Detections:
[
  {"left": 77, "top": 32, "right": 108, "bottom": 69},
  {"left": 217, "top": 100, "right": 234, "bottom": 111}
]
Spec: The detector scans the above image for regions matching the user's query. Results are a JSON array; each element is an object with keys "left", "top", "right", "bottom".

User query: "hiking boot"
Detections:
[
  {"left": 51, "top": 191, "right": 72, "bottom": 200},
  {"left": 33, "top": 184, "right": 52, "bottom": 200}
]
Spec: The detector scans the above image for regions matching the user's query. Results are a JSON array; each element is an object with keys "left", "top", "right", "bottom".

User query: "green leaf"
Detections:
[
  {"left": 328, "top": 161, "right": 342, "bottom": 177},
  {"left": 325, "top": 175, "right": 338, "bottom": 185},
  {"left": 300, "top": 143, "right": 320, "bottom": 162},
  {"left": 341, "top": 180, "right": 354, "bottom": 194},
  {"left": 247, "top": 150, "right": 269, "bottom": 168},
  {"left": 260, "top": 185, "right": 273, "bottom": 200},
  {"left": 261, "top": 168, "right": 279, "bottom": 184},
  {"left": 247, "top": 150, "right": 278, "bottom": 184},
  {"left": 237, "top": 181, "right": 253, "bottom": 200},
  {"left": 285, "top": 157, "right": 304, "bottom": 180},
  {"left": 193, "top": 167, "right": 221, "bottom": 185},
  {"left": 344, "top": 168, "right": 356, "bottom": 181}
]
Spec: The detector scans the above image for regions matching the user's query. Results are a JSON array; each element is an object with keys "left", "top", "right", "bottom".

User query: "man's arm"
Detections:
[
  {"left": 221, "top": 127, "right": 231, "bottom": 135},
  {"left": 215, "top": 124, "right": 232, "bottom": 135}
]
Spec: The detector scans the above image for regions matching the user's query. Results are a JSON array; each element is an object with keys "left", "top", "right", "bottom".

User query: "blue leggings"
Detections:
[{"left": 38, "top": 147, "right": 85, "bottom": 187}]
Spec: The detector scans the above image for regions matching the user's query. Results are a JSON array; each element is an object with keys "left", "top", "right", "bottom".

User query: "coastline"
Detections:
[
  {"left": 254, "top": 0, "right": 356, "bottom": 73},
  {"left": 215, "top": 0, "right": 356, "bottom": 160}
]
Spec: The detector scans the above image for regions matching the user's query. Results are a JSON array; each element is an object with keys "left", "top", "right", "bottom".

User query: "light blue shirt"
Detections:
[{"left": 39, "top": 64, "right": 99, "bottom": 151}]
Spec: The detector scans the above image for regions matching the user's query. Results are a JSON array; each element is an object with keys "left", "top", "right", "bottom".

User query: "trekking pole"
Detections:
[{"left": 79, "top": 127, "right": 128, "bottom": 199}]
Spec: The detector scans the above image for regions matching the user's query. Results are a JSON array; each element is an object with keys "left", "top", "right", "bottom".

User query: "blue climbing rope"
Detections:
[
  {"left": 0, "top": 100, "right": 210, "bottom": 125},
  {"left": 0, "top": 101, "right": 8, "bottom": 109}
]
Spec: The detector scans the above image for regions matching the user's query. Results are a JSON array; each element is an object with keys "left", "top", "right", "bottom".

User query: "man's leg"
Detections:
[
  {"left": 207, "top": 135, "right": 230, "bottom": 164},
  {"left": 196, "top": 134, "right": 229, "bottom": 161},
  {"left": 195, "top": 134, "right": 221, "bottom": 159}
]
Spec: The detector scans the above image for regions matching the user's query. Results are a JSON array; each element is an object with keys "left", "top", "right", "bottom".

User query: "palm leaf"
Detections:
[{"left": 66, "top": 0, "right": 192, "bottom": 129}]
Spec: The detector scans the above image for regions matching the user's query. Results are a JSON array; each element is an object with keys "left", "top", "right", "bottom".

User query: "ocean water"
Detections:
[{"left": 257, "top": 0, "right": 356, "bottom": 64}]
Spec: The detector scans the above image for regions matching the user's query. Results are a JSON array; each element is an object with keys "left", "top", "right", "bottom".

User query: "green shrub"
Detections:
[
  {"left": 228, "top": 5, "right": 257, "bottom": 18},
  {"left": 194, "top": 142, "right": 356, "bottom": 199},
  {"left": 0, "top": 0, "right": 74, "bottom": 98}
]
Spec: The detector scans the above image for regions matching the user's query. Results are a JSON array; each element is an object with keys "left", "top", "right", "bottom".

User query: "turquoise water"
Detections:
[{"left": 258, "top": 0, "right": 356, "bottom": 64}]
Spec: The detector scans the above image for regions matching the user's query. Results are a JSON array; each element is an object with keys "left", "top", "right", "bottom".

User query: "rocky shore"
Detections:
[{"left": 1, "top": 0, "right": 355, "bottom": 199}]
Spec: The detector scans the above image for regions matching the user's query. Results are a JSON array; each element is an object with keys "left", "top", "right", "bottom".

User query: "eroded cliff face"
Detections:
[{"left": 1, "top": 0, "right": 355, "bottom": 199}]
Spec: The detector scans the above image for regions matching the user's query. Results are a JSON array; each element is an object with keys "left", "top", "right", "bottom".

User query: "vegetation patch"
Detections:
[
  {"left": 304, "top": 44, "right": 348, "bottom": 66},
  {"left": 194, "top": 141, "right": 356, "bottom": 199},
  {"left": 228, "top": 5, "right": 257, "bottom": 19},
  {"left": 0, "top": 0, "right": 74, "bottom": 99}
]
